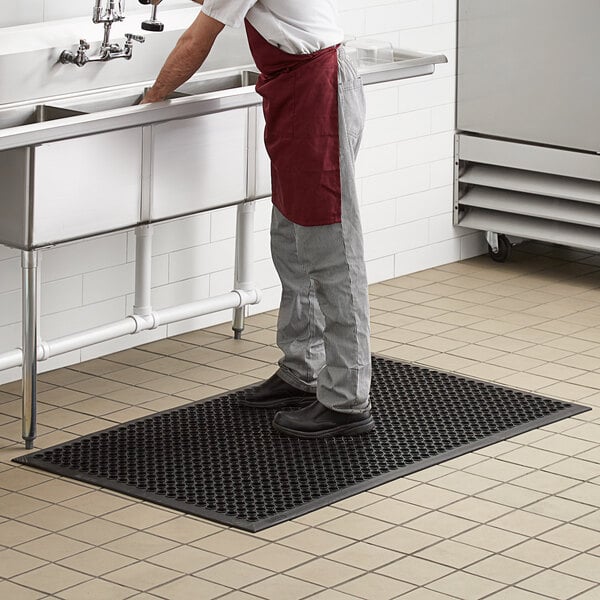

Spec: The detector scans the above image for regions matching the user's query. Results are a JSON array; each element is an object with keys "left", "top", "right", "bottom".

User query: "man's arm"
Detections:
[{"left": 141, "top": 9, "right": 224, "bottom": 103}]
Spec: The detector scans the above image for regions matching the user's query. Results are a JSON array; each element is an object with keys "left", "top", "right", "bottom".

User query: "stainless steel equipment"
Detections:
[
  {"left": 0, "top": 52, "right": 446, "bottom": 250},
  {"left": 60, "top": 0, "right": 145, "bottom": 66},
  {"left": 0, "top": 67, "right": 266, "bottom": 250},
  {"left": 454, "top": 0, "right": 600, "bottom": 261}
]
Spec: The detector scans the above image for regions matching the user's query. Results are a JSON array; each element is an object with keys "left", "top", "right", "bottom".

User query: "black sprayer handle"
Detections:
[
  {"left": 139, "top": 0, "right": 164, "bottom": 32},
  {"left": 142, "top": 20, "right": 165, "bottom": 32}
]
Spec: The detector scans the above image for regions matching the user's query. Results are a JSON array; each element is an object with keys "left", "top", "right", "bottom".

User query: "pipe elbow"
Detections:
[
  {"left": 233, "top": 287, "right": 262, "bottom": 306},
  {"left": 130, "top": 313, "right": 158, "bottom": 332},
  {"left": 38, "top": 341, "right": 51, "bottom": 362}
]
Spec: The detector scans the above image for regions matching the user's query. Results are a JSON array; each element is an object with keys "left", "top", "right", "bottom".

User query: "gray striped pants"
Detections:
[{"left": 270, "top": 46, "right": 371, "bottom": 414}]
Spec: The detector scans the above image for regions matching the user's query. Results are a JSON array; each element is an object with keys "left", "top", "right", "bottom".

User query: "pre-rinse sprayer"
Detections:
[
  {"left": 60, "top": 1, "right": 145, "bottom": 66},
  {"left": 139, "top": 0, "right": 166, "bottom": 32}
]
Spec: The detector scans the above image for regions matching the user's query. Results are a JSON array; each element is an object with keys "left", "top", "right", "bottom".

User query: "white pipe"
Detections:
[
  {"left": 232, "top": 201, "right": 256, "bottom": 337},
  {"left": 234, "top": 201, "right": 256, "bottom": 292},
  {"left": 133, "top": 224, "right": 153, "bottom": 317},
  {"left": 0, "top": 287, "right": 261, "bottom": 369},
  {"left": 39, "top": 318, "right": 138, "bottom": 360},
  {"left": 0, "top": 349, "right": 23, "bottom": 372},
  {"left": 154, "top": 289, "right": 261, "bottom": 327}
]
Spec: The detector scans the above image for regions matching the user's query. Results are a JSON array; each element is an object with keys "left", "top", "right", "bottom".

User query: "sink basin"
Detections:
[
  {"left": 0, "top": 100, "right": 143, "bottom": 250},
  {"left": 0, "top": 66, "right": 264, "bottom": 154},
  {"left": 50, "top": 87, "right": 190, "bottom": 113},
  {"left": 49, "top": 70, "right": 259, "bottom": 115},
  {"left": 149, "top": 70, "right": 261, "bottom": 223},
  {"left": 0, "top": 66, "right": 265, "bottom": 250},
  {"left": 0, "top": 104, "right": 84, "bottom": 130},
  {"left": 52, "top": 91, "right": 155, "bottom": 113},
  {"left": 176, "top": 69, "right": 259, "bottom": 96}
]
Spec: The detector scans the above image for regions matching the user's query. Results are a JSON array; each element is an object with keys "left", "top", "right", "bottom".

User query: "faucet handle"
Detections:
[
  {"left": 79, "top": 39, "right": 90, "bottom": 50},
  {"left": 125, "top": 33, "right": 146, "bottom": 44}
]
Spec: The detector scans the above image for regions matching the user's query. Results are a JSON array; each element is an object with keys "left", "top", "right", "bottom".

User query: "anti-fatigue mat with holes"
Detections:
[{"left": 15, "top": 355, "right": 590, "bottom": 532}]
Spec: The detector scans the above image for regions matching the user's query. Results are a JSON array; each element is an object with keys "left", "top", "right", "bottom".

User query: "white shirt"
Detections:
[{"left": 201, "top": 0, "right": 344, "bottom": 55}]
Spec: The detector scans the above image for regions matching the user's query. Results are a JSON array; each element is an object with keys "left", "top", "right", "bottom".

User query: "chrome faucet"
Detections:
[{"left": 60, "top": 1, "right": 145, "bottom": 67}]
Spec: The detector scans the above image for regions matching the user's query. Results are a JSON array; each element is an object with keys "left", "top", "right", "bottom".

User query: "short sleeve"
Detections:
[{"left": 201, "top": 0, "right": 258, "bottom": 28}]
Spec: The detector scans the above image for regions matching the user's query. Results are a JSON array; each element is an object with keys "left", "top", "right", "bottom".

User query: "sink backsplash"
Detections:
[{"left": 0, "top": 7, "right": 251, "bottom": 106}]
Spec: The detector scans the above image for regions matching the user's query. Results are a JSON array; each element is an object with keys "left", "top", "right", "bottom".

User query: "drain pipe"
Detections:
[
  {"left": 0, "top": 219, "right": 261, "bottom": 369},
  {"left": 0, "top": 350, "right": 23, "bottom": 372},
  {"left": 37, "top": 318, "right": 140, "bottom": 361},
  {"left": 133, "top": 223, "right": 154, "bottom": 318},
  {"left": 24, "top": 288, "right": 261, "bottom": 364},
  {"left": 232, "top": 201, "right": 256, "bottom": 339}
]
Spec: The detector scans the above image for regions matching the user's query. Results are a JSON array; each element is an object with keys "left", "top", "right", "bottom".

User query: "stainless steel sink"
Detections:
[
  {"left": 0, "top": 66, "right": 267, "bottom": 252},
  {"left": 53, "top": 90, "right": 188, "bottom": 113},
  {"left": 0, "top": 49, "right": 449, "bottom": 251},
  {"left": 0, "top": 70, "right": 263, "bottom": 155},
  {"left": 47, "top": 70, "right": 259, "bottom": 115},
  {"left": 150, "top": 70, "right": 261, "bottom": 222},
  {"left": 0, "top": 104, "right": 84, "bottom": 130},
  {"left": 177, "top": 69, "right": 259, "bottom": 96}
]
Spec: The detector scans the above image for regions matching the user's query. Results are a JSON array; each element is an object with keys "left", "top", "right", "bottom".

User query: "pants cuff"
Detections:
[{"left": 276, "top": 366, "right": 317, "bottom": 394}]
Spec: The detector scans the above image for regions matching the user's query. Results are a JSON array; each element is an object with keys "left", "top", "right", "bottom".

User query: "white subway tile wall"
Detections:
[
  {"left": 0, "top": 0, "right": 482, "bottom": 384},
  {"left": 0, "top": 0, "right": 192, "bottom": 27},
  {"left": 0, "top": 0, "right": 44, "bottom": 28}
]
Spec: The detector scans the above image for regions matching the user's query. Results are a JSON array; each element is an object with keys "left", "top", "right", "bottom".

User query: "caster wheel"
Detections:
[{"left": 488, "top": 234, "right": 511, "bottom": 263}]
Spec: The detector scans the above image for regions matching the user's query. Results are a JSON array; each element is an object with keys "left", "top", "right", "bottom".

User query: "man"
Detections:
[{"left": 142, "top": 0, "right": 373, "bottom": 438}]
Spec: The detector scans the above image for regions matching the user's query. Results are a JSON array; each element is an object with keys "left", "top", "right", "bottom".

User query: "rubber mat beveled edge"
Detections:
[{"left": 13, "top": 355, "right": 592, "bottom": 532}]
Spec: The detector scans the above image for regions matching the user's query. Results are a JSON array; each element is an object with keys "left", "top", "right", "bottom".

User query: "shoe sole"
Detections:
[
  {"left": 237, "top": 396, "right": 316, "bottom": 409},
  {"left": 272, "top": 416, "right": 375, "bottom": 439}
]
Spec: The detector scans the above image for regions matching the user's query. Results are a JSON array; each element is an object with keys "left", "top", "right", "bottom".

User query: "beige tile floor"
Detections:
[{"left": 1, "top": 241, "right": 600, "bottom": 600}]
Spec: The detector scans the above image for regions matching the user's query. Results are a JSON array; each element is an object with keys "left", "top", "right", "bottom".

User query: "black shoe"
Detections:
[
  {"left": 238, "top": 373, "right": 316, "bottom": 409},
  {"left": 273, "top": 400, "right": 374, "bottom": 438}
]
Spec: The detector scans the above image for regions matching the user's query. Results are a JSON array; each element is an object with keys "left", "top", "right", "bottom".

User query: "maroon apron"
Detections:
[{"left": 245, "top": 21, "right": 342, "bottom": 226}]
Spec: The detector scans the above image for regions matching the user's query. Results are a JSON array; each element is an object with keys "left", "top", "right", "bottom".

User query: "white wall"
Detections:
[
  {"left": 0, "top": 0, "right": 192, "bottom": 28},
  {"left": 0, "top": 0, "right": 484, "bottom": 384}
]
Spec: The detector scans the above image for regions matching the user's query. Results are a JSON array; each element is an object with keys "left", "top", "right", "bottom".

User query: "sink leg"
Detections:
[
  {"left": 21, "top": 250, "right": 38, "bottom": 449},
  {"left": 232, "top": 308, "right": 244, "bottom": 340},
  {"left": 232, "top": 201, "right": 256, "bottom": 340}
]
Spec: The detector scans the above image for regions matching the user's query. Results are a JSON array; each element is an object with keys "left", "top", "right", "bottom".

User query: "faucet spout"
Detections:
[{"left": 102, "top": 21, "right": 112, "bottom": 49}]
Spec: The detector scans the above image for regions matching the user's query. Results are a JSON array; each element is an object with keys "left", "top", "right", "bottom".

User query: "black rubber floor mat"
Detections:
[{"left": 15, "top": 355, "right": 590, "bottom": 531}]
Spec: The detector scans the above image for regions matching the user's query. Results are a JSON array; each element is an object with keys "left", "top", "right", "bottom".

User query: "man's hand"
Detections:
[
  {"left": 139, "top": 91, "right": 161, "bottom": 105},
  {"left": 139, "top": 87, "right": 165, "bottom": 104}
]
